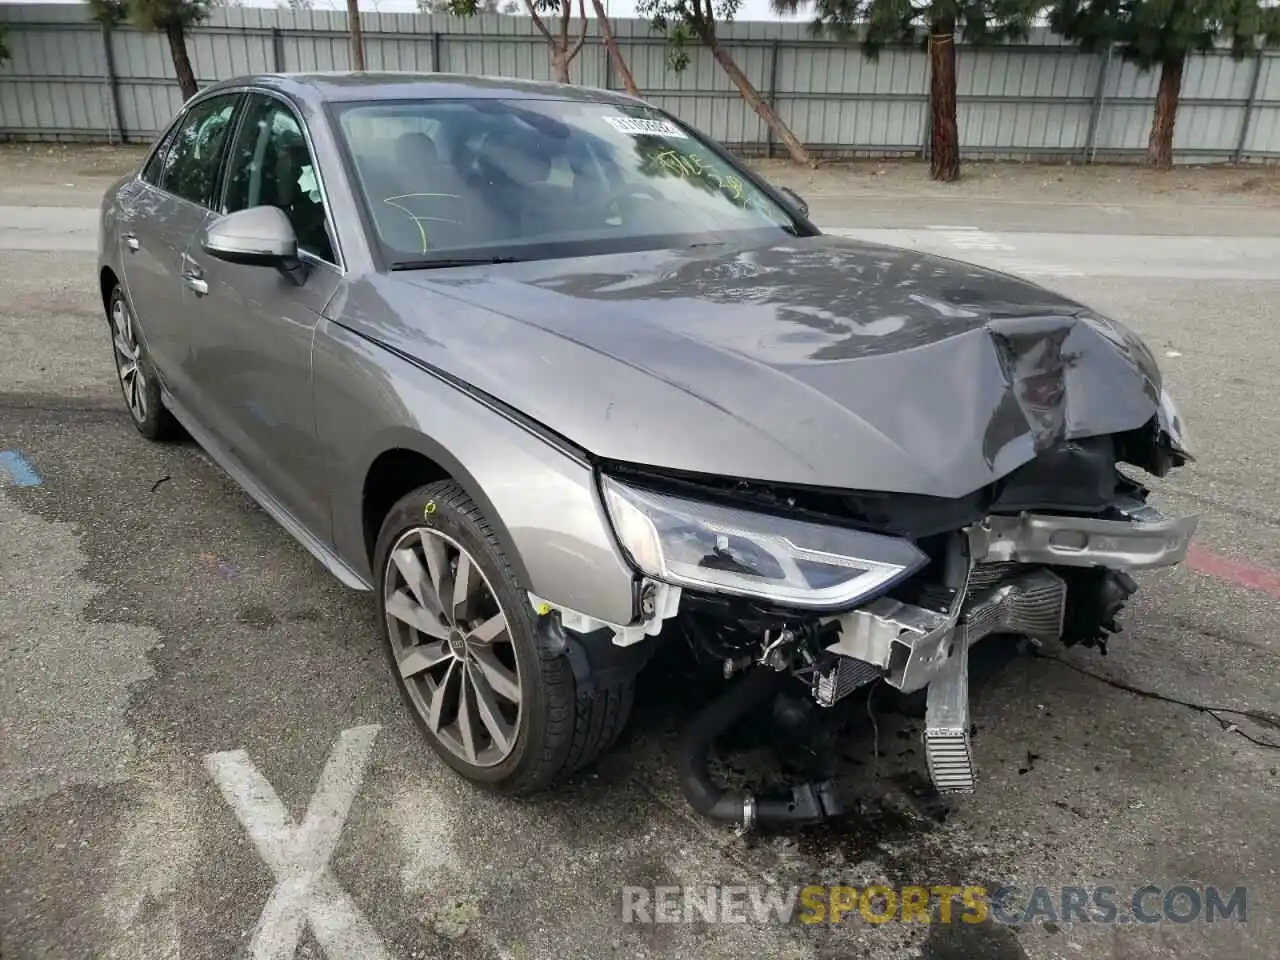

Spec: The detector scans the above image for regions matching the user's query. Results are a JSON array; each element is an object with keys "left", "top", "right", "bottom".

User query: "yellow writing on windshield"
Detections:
[{"left": 654, "top": 149, "right": 744, "bottom": 201}]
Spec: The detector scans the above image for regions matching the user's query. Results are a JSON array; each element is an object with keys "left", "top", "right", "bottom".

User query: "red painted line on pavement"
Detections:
[{"left": 1186, "top": 545, "right": 1280, "bottom": 600}]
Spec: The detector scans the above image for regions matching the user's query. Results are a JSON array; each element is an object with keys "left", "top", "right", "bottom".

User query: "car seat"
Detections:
[
  {"left": 383, "top": 131, "right": 511, "bottom": 252},
  {"left": 273, "top": 136, "right": 333, "bottom": 261}
]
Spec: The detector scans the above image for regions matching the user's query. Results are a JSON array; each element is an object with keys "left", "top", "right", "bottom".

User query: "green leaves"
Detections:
[
  {"left": 1050, "top": 0, "right": 1280, "bottom": 71},
  {"left": 88, "top": 0, "right": 212, "bottom": 30},
  {"left": 87, "top": 0, "right": 129, "bottom": 25},
  {"left": 638, "top": 0, "right": 742, "bottom": 62},
  {"left": 422, "top": 0, "right": 518, "bottom": 11},
  {"left": 776, "top": 0, "right": 1046, "bottom": 49}
]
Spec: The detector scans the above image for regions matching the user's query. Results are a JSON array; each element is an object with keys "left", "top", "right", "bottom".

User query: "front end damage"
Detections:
[
  {"left": 530, "top": 425, "right": 1197, "bottom": 832},
  {"left": 818, "top": 501, "right": 1195, "bottom": 795}
]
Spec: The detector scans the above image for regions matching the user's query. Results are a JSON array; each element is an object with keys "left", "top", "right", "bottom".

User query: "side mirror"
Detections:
[
  {"left": 202, "top": 206, "right": 298, "bottom": 266},
  {"left": 777, "top": 185, "right": 809, "bottom": 220}
]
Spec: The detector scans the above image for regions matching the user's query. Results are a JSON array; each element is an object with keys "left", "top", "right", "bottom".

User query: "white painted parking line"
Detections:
[{"left": 204, "top": 725, "right": 390, "bottom": 960}]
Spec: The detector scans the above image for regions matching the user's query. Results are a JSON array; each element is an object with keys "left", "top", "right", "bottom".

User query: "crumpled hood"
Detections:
[{"left": 363, "top": 234, "right": 1161, "bottom": 499}]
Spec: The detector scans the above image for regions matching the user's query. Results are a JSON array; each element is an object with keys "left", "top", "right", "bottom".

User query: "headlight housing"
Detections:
[
  {"left": 601, "top": 477, "right": 928, "bottom": 610},
  {"left": 1157, "top": 388, "right": 1192, "bottom": 458}
]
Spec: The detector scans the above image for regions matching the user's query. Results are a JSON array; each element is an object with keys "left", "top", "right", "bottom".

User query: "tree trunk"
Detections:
[
  {"left": 927, "top": 20, "right": 959, "bottom": 182},
  {"left": 164, "top": 21, "right": 198, "bottom": 101},
  {"left": 346, "top": 0, "right": 366, "bottom": 71},
  {"left": 702, "top": 32, "right": 810, "bottom": 166},
  {"left": 1147, "top": 55, "right": 1184, "bottom": 170},
  {"left": 591, "top": 0, "right": 639, "bottom": 98},
  {"left": 551, "top": 45, "right": 571, "bottom": 84}
]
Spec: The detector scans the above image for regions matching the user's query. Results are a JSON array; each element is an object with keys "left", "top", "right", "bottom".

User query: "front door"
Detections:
[
  {"left": 182, "top": 92, "right": 343, "bottom": 539},
  {"left": 117, "top": 92, "right": 243, "bottom": 404}
]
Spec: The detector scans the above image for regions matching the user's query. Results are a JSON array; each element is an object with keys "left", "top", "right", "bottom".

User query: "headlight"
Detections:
[
  {"left": 1157, "top": 388, "right": 1192, "bottom": 457},
  {"left": 601, "top": 477, "right": 928, "bottom": 610}
]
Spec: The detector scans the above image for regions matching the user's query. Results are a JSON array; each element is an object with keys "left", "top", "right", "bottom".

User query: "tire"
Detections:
[
  {"left": 107, "top": 283, "right": 181, "bottom": 442},
  {"left": 374, "top": 479, "right": 634, "bottom": 794}
]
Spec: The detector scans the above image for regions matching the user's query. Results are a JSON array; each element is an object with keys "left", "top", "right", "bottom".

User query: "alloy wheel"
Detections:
[
  {"left": 384, "top": 527, "right": 523, "bottom": 767},
  {"left": 111, "top": 296, "right": 148, "bottom": 423}
]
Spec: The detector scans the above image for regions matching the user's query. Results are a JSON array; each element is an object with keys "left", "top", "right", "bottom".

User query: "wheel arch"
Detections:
[
  {"left": 359, "top": 427, "right": 534, "bottom": 590},
  {"left": 99, "top": 265, "right": 119, "bottom": 314}
]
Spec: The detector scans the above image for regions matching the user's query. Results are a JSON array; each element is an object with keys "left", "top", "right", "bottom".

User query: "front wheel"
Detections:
[{"left": 374, "top": 480, "right": 634, "bottom": 794}]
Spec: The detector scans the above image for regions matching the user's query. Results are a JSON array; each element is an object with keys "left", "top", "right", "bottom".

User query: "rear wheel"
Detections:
[
  {"left": 375, "top": 480, "right": 634, "bottom": 793},
  {"left": 107, "top": 284, "right": 180, "bottom": 441}
]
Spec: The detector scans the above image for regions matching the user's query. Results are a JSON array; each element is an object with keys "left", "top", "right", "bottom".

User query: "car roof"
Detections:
[{"left": 197, "top": 72, "right": 645, "bottom": 108}]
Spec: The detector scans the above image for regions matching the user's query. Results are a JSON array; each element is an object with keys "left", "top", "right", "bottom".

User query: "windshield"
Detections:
[{"left": 331, "top": 97, "right": 805, "bottom": 268}]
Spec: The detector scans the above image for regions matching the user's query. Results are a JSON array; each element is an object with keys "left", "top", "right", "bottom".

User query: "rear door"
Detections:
[
  {"left": 180, "top": 91, "right": 343, "bottom": 539},
  {"left": 117, "top": 92, "right": 243, "bottom": 405}
]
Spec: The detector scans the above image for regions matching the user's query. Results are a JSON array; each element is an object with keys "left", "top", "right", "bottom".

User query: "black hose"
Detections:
[{"left": 675, "top": 667, "right": 845, "bottom": 830}]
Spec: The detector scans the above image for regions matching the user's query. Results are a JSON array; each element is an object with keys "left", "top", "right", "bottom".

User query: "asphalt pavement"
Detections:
[{"left": 2, "top": 170, "right": 1280, "bottom": 960}]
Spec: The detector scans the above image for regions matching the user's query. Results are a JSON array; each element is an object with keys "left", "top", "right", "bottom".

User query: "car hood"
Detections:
[{"left": 360, "top": 234, "right": 1161, "bottom": 499}]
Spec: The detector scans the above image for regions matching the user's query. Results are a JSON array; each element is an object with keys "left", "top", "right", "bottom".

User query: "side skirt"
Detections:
[{"left": 161, "top": 388, "right": 372, "bottom": 592}]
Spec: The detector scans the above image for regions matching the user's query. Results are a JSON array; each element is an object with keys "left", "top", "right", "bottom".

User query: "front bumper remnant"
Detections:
[
  {"left": 818, "top": 505, "right": 1198, "bottom": 794},
  {"left": 823, "top": 567, "right": 1069, "bottom": 695},
  {"left": 825, "top": 506, "right": 1197, "bottom": 695},
  {"left": 970, "top": 503, "right": 1199, "bottom": 571}
]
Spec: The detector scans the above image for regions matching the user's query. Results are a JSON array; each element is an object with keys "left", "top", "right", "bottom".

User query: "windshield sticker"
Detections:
[
  {"left": 297, "top": 164, "right": 321, "bottom": 203},
  {"left": 603, "top": 115, "right": 688, "bottom": 139}
]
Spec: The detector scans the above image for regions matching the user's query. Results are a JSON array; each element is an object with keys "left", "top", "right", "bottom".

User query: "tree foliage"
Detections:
[
  {"left": 449, "top": 0, "right": 589, "bottom": 82},
  {"left": 421, "top": 0, "right": 520, "bottom": 11},
  {"left": 92, "top": 0, "right": 210, "bottom": 32},
  {"left": 1050, "top": 0, "right": 1280, "bottom": 168},
  {"left": 775, "top": 0, "right": 1047, "bottom": 180},
  {"left": 1052, "top": 0, "right": 1280, "bottom": 67},
  {"left": 88, "top": 0, "right": 210, "bottom": 99},
  {"left": 87, "top": 0, "right": 128, "bottom": 25},
  {"left": 776, "top": 0, "right": 1043, "bottom": 52},
  {"left": 639, "top": 0, "right": 813, "bottom": 164}
]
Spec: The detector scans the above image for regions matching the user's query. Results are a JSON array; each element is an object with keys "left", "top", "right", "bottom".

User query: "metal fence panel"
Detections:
[{"left": 0, "top": 4, "right": 1277, "bottom": 162}]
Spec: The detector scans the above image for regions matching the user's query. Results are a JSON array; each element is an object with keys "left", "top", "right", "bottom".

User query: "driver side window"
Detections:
[{"left": 221, "top": 94, "right": 336, "bottom": 265}]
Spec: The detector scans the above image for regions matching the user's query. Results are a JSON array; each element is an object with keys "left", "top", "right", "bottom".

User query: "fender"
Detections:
[{"left": 352, "top": 423, "right": 535, "bottom": 590}]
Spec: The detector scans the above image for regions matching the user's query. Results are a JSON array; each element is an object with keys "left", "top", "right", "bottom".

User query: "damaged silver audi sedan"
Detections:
[{"left": 98, "top": 72, "right": 1197, "bottom": 830}]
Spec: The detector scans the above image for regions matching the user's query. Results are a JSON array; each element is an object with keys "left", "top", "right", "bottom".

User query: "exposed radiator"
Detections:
[
  {"left": 957, "top": 569, "right": 1067, "bottom": 647},
  {"left": 812, "top": 655, "right": 881, "bottom": 708},
  {"left": 924, "top": 728, "right": 977, "bottom": 794}
]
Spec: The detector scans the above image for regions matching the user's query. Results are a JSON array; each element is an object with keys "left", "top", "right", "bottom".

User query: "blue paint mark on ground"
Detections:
[{"left": 0, "top": 450, "right": 43, "bottom": 487}]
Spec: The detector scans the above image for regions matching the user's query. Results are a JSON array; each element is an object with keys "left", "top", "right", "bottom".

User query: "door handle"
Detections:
[
  {"left": 123, "top": 233, "right": 139, "bottom": 252},
  {"left": 181, "top": 253, "right": 208, "bottom": 296}
]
